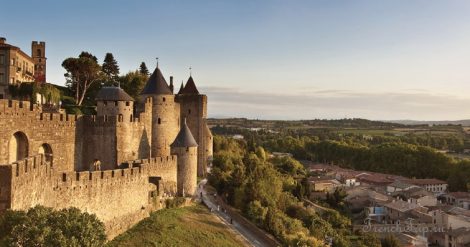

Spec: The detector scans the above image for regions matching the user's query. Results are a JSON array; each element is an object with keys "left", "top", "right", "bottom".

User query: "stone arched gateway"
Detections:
[
  {"left": 38, "top": 143, "right": 53, "bottom": 163},
  {"left": 8, "top": 131, "right": 29, "bottom": 163}
]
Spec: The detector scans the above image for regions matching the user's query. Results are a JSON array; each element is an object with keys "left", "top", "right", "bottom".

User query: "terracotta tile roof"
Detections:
[
  {"left": 447, "top": 192, "right": 470, "bottom": 199},
  {"left": 406, "top": 178, "right": 447, "bottom": 185}
]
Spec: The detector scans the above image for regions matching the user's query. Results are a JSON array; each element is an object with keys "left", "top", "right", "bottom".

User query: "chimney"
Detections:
[
  {"left": 169, "top": 76, "right": 174, "bottom": 93},
  {"left": 0, "top": 37, "right": 5, "bottom": 44}
]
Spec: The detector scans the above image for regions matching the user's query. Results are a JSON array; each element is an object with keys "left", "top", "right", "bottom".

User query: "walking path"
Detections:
[{"left": 196, "top": 179, "right": 280, "bottom": 247}]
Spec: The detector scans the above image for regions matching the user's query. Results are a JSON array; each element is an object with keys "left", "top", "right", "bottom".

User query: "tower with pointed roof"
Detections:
[
  {"left": 171, "top": 119, "right": 198, "bottom": 196},
  {"left": 141, "top": 66, "right": 180, "bottom": 157},
  {"left": 176, "top": 75, "right": 212, "bottom": 177}
]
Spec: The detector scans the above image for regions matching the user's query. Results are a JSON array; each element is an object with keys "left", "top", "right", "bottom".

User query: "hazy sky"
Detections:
[{"left": 1, "top": 1, "right": 470, "bottom": 120}]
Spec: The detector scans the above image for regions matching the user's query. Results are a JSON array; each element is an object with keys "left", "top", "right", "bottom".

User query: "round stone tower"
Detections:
[
  {"left": 95, "top": 86, "right": 134, "bottom": 121},
  {"left": 171, "top": 119, "right": 198, "bottom": 197},
  {"left": 141, "top": 66, "right": 180, "bottom": 157}
]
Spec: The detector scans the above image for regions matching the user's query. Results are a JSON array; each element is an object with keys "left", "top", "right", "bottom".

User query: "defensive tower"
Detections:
[
  {"left": 171, "top": 119, "right": 198, "bottom": 196},
  {"left": 141, "top": 66, "right": 180, "bottom": 157},
  {"left": 176, "top": 76, "right": 209, "bottom": 176},
  {"left": 95, "top": 86, "right": 134, "bottom": 121}
]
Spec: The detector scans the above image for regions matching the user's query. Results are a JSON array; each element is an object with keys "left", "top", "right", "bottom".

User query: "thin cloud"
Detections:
[{"left": 200, "top": 86, "right": 470, "bottom": 120}]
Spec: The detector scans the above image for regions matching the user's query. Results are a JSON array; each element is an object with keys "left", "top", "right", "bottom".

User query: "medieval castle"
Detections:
[{"left": 0, "top": 61, "right": 213, "bottom": 238}]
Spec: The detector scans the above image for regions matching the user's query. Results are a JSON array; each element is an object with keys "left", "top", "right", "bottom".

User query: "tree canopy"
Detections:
[
  {"left": 139, "top": 62, "right": 149, "bottom": 75},
  {"left": 0, "top": 206, "right": 106, "bottom": 247},
  {"left": 102, "top": 53, "right": 120, "bottom": 81},
  {"left": 62, "top": 52, "right": 103, "bottom": 106}
]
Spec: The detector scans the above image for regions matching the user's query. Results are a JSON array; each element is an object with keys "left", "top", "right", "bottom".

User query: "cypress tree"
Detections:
[
  {"left": 102, "top": 53, "right": 120, "bottom": 80},
  {"left": 139, "top": 62, "right": 149, "bottom": 75}
]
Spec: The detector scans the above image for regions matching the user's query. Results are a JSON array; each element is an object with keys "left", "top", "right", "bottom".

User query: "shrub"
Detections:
[{"left": 0, "top": 206, "right": 106, "bottom": 247}]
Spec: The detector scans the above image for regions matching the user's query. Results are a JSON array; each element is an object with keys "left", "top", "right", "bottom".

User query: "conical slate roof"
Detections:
[
  {"left": 141, "top": 67, "right": 172, "bottom": 95},
  {"left": 177, "top": 81, "right": 184, "bottom": 94},
  {"left": 95, "top": 86, "right": 134, "bottom": 101},
  {"left": 179, "top": 76, "right": 199, "bottom": 95},
  {"left": 171, "top": 120, "right": 198, "bottom": 148}
]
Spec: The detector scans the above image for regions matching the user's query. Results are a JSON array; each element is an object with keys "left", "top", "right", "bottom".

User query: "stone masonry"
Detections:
[{"left": 0, "top": 66, "right": 213, "bottom": 238}]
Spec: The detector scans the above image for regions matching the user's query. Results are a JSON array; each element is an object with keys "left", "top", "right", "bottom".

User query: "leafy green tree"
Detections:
[
  {"left": 139, "top": 62, "right": 149, "bottom": 75},
  {"left": 118, "top": 71, "right": 148, "bottom": 100},
  {"left": 246, "top": 200, "right": 268, "bottom": 225},
  {"left": 102, "top": 53, "right": 120, "bottom": 81},
  {"left": 62, "top": 52, "right": 103, "bottom": 106},
  {"left": 0, "top": 206, "right": 106, "bottom": 247}
]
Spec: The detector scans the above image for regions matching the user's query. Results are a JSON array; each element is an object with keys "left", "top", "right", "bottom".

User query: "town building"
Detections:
[{"left": 0, "top": 38, "right": 46, "bottom": 99}]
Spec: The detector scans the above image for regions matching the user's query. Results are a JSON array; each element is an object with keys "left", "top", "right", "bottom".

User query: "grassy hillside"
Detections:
[{"left": 107, "top": 204, "right": 247, "bottom": 247}]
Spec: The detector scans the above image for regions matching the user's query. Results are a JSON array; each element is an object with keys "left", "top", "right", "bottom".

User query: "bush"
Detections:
[
  {"left": 165, "top": 197, "right": 186, "bottom": 208},
  {"left": 0, "top": 206, "right": 106, "bottom": 247}
]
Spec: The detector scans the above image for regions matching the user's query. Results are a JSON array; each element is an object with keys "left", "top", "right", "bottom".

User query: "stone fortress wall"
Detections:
[
  {"left": 0, "top": 153, "right": 176, "bottom": 238},
  {"left": 0, "top": 66, "right": 212, "bottom": 238}
]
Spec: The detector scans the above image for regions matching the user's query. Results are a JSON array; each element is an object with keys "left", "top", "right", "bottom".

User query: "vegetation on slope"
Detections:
[
  {"left": 209, "top": 136, "right": 381, "bottom": 247},
  {"left": 107, "top": 204, "right": 247, "bottom": 247}
]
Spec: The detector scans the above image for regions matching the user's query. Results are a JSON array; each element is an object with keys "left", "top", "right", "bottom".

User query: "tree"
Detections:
[
  {"left": 102, "top": 53, "right": 120, "bottom": 81},
  {"left": 118, "top": 71, "right": 148, "bottom": 100},
  {"left": 139, "top": 62, "right": 149, "bottom": 75},
  {"left": 79, "top": 51, "right": 98, "bottom": 63},
  {"left": 62, "top": 52, "right": 103, "bottom": 106},
  {"left": 0, "top": 206, "right": 106, "bottom": 247}
]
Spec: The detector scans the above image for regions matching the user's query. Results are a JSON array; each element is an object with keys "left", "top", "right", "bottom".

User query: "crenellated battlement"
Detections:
[
  {"left": 9, "top": 154, "right": 50, "bottom": 181},
  {"left": 0, "top": 99, "right": 40, "bottom": 115},
  {"left": 5, "top": 154, "right": 176, "bottom": 192},
  {"left": 0, "top": 99, "right": 79, "bottom": 126}
]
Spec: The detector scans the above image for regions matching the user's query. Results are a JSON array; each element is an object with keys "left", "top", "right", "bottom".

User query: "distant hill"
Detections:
[{"left": 387, "top": 119, "right": 470, "bottom": 126}]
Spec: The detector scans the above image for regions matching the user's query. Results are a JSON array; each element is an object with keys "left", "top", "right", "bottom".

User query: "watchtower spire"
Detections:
[
  {"left": 189, "top": 66, "right": 192, "bottom": 77},
  {"left": 156, "top": 57, "right": 159, "bottom": 68}
]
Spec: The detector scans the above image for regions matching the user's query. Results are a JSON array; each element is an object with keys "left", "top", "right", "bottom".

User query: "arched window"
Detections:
[
  {"left": 38, "top": 143, "right": 53, "bottom": 163},
  {"left": 163, "top": 97, "right": 166, "bottom": 102},
  {"left": 8, "top": 131, "right": 28, "bottom": 163}
]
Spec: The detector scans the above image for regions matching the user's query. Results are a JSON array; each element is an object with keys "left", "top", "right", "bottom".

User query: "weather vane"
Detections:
[
  {"left": 189, "top": 66, "right": 192, "bottom": 76},
  {"left": 156, "top": 57, "right": 159, "bottom": 68}
]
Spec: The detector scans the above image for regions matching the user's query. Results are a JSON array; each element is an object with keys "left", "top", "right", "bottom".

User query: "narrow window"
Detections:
[
  {"left": 163, "top": 97, "right": 166, "bottom": 102},
  {"left": 158, "top": 118, "right": 161, "bottom": 124},
  {"left": 114, "top": 101, "right": 118, "bottom": 106},
  {"left": 188, "top": 109, "right": 191, "bottom": 114},
  {"left": 126, "top": 101, "right": 130, "bottom": 106}
]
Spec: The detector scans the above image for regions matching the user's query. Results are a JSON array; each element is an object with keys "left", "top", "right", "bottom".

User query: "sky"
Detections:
[{"left": 1, "top": 0, "right": 470, "bottom": 120}]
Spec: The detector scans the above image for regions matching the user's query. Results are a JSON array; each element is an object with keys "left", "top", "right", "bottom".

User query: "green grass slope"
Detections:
[{"left": 107, "top": 204, "right": 247, "bottom": 247}]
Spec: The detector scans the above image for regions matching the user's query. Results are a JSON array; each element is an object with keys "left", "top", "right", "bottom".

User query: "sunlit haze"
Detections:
[{"left": 2, "top": 0, "right": 470, "bottom": 120}]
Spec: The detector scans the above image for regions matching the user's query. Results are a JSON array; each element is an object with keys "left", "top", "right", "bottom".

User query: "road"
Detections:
[{"left": 196, "top": 179, "right": 280, "bottom": 247}]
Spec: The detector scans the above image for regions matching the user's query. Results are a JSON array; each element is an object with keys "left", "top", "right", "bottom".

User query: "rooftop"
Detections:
[
  {"left": 447, "top": 192, "right": 470, "bottom": 199},
  {"left": 95, "top": 87, "right": 134, "bottom": 101},
  {"left": 170, "top": 120, "right": 198, "bottom": 148},
  {"left": 405, "top": 178, "right": 447, "bottom": 185},
  {"left": 141, "top": 67, "right": 172, "bottom": 95},
  {"left": 178, "top": 76, "right": 199, "bottom": 95},
  {"left": 385, "top": 200, "right": 420, "bottom": 212},
  {"left": 389, "top": 180, "right": 415, "bottom": 190}
]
